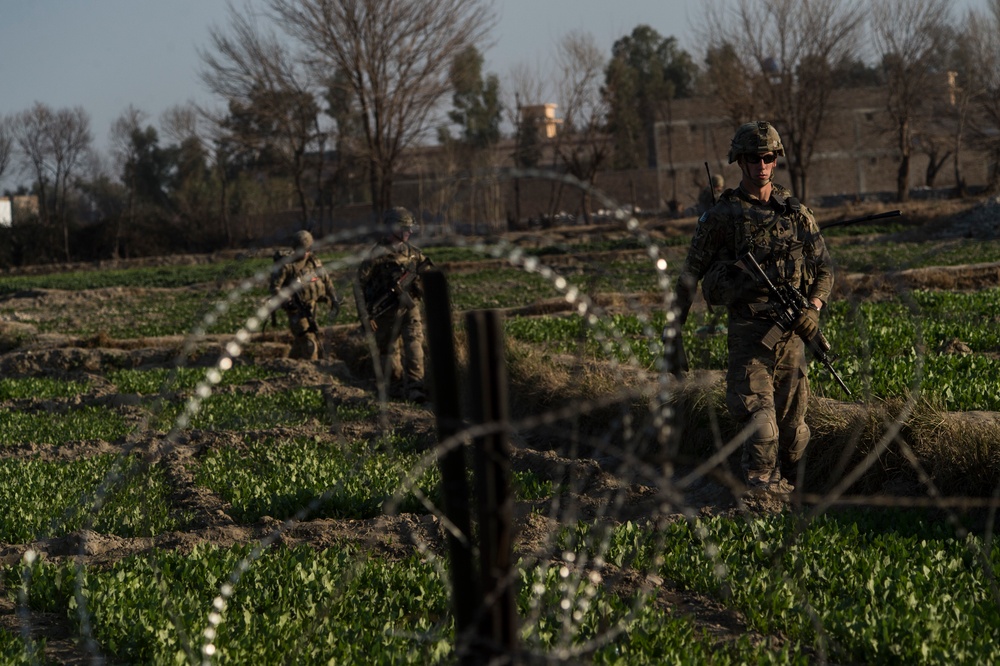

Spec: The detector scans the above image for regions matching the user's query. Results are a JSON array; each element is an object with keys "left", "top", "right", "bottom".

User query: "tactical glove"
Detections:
[
  {"left": 662, "top": 323, "right": 689, "bottom": 376},
  {"left": 674, "top": 274, "right": 695, "bottom": 325},
  {"left": 794, "top": 306, "right": 820, "bottom": 341},
  {"left": 327, "top": 297, "right": 341, "bottom": 322}
]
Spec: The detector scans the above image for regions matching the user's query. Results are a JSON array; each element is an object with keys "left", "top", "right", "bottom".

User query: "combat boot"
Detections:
[{"left": 769, "top": 468, "right": 795, "bottom": 493}]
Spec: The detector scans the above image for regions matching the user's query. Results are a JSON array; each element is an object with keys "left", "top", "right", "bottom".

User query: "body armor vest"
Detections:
[
  {"left": 723, "top": 187, "right": 813, "bottom": 299},
  {"left": 278, "top": 256, "right": 328, "bottom": 305}
]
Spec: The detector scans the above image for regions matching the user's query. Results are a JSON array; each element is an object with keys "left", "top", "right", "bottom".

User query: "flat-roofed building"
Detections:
[{"left": 520, "top": 103, "right": 562, "bottom": 139}]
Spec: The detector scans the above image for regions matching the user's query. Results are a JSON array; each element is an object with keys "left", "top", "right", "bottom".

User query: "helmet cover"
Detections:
[{"left": 728, "top": 121, "right": 785, "bottom": 163}]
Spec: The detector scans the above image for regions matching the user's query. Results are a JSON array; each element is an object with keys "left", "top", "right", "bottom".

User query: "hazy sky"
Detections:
[{"left": 0, "top": 0, "right": 986, "bottom": 184}]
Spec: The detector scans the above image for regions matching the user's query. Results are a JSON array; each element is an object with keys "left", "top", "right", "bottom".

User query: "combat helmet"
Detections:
[
  {"left": 384, "top": 206, "right": 417, "bottom": 233},
  {"left": 728, "top": 121, "right": 784, "bottom": 163},
  {"left": 292, "top": 230, "right": 313, "bottom": 251}
]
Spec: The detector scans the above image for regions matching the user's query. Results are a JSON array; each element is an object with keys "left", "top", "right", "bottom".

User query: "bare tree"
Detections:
[
  {"left": 198, "top": 111, "right": 240, "bottom": 245},
  {"left": 700, "top": 40, "right": 761, "bottom": 128},
  {"left": 160, "top": 103, "right": 202, "bottom": 146},
  {"left": 504, "top": 63, "right": 547, "bottom": 224},
  {"left": 159, "top": 104, "right": 217, "bottom": 239},
  {"left": 50, "top": 107, "right": 93, "bottom": 226},
  {"left": 0, "top": 116, "right": 13, "bottom": 185},
  {"left": 265, "top": 0, "right": 496, "bottom": 213},
  {"left": 12, "top": 103, "right": 56, "bottom": 225},
  {"left": 11, "top": 102, "right": 92, "bottom": 260},
  {"left": 929, "top": 14, "right": 989, "bottom": 197},
  {"left": 702, "top": 0, "right": 865, "bottom": 202},
  {"left": 872, "top": 0, "right": 953, "bottom": 202},
  {"left": 110, "top": 105, "right": 147, "bottom": 259},
  {"left": 965, "top": 0, "right": 1000, "bottom": 193},
  {"left": 200, "top": 2, "right": 328, "bottom": 228},
  {"left": 503, "top": 63, "right": 547, "bottom": 140},
  {"left": 553, "top": 31, "right": 610, "bottom": 224}
]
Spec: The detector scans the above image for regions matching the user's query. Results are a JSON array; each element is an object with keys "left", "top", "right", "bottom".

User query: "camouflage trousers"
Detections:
[
  {"left": 287, "top": 310, "right": 321, "bottom": 360},
  {"left": 725, "top": 314, "right": 810, "bottom": 485},
  {"left": 289, "top": 331, "right": 321, "bottom": 360},
  {"left": 371, "top": 304, "right": 425, "bottom": 396}
]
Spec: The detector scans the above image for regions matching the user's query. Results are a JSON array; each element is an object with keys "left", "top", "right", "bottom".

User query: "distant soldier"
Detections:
[
  {"left": 270, "top": 230, "right": 341, "bottom": 360},
  {"left": 356, "top": 207, "right": 433, "bottom": 403},
  {"left": 697, "top": 174, "right": 726, "bottom": 215}
]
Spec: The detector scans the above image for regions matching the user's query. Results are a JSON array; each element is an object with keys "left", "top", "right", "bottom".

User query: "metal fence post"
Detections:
[
  {"left": 424, "top": 270, "right": 480, "bottom": 663},
  {"left": 466, "top": 309, "right": 519, "bottom": 660}
]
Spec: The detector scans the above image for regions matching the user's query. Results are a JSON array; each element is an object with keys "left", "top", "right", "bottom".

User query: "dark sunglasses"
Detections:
[{"left": 744, "top": 153, "right": 777, "bottom": 164}]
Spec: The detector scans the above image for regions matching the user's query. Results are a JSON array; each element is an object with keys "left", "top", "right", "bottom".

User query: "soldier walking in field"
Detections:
[
  {"left": 355, "top": 207, "right": 433, "bottom": 403},
  {"left": 672, "top": 121, "right": 834, "bottom": 494},
  {"left": 270, "top": 230, "right": 341, "bottom": 361}
]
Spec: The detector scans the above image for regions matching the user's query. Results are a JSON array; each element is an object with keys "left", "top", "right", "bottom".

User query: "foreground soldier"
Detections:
[
  {"left": 356, "top": 207, "right": 433, "bottom": 403},
  {"left": 270, "top": 230, "right": 341, "bottom": 360},
  {"left": 674, "top": 121, "right": 833, "bottom": 493}
]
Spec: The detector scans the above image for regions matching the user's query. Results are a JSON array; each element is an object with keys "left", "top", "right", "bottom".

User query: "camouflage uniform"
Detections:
[
  {"left": 356, "top": 208, "right": 432, "bottom": 402},
  {"left": 677, "top": 127, "right": 833, "bottom": 487},
  {"left": 270, "top": 231, "right": 340, "bottom": 361}
]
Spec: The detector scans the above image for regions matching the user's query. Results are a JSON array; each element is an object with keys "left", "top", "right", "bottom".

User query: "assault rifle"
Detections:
[
  {"left": 820, "top": 209, "right": 901, "bottom": 230},
  {"left": 735, "top": 252, "right": 852, "bottom": 397},
  {"left": 366, "top": 257, "right": 433, "bottom": 323},
  {"left": 287, "top": 291, "right": 320, "bottom": 335}
]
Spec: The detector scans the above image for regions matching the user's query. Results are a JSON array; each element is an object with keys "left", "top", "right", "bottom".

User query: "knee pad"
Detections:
[
  {"left": 784, "top": 423, "right": 810, "bottom": 464},
  {"left": 748, "top": 410, "right": 778, "bottom": 444}
]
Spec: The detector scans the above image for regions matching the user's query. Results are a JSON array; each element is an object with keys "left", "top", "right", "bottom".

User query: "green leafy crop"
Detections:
[
  {"left": 108, "top": 365, "right": 282, "bottom": 395},
  {"left": 0, "top": 376, "right": 89, "bottom": 401},
  {"left": 11, "top": 544, "right": 453, "bottom": 665},
  {"left": 194, "top": 437, "right": 440, "bottom": 522},
  {"left": 157, "top": 387, "right": 330, "bottom": 431},
  {"left": 582, "top": 512, "right": 1000, "bottom": 665},
  {"left": 0, "top": 406, "right": 129, "bottom": 447},
  {"left": 0, "top": 454, "right": 186, "bottom": 541}
]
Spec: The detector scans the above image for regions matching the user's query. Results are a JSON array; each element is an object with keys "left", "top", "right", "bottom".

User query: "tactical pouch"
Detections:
[
  {"left": 761, "top": 324, "right": 784, "bottom": 350},
  {"left": 702, "top": 261, "right": 742, "bottom": 306}
]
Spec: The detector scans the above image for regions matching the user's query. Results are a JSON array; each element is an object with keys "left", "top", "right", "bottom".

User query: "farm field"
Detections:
[{"left": 1, "top": 193, "right": 1000, "bottom": 664}]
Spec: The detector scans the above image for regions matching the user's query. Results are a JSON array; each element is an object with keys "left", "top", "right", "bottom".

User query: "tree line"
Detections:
[{"left": 1, "top": 0, "right": 999, "bottom": 266}]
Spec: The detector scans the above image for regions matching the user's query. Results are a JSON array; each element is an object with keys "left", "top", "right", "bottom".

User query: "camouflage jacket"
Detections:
[
  {"left": 357, "top": 237, "right": 432, "bottom": 307},
  {"left": 681, "top": 183, "right": 833, "bottom": 310},
  {"left": 270, "top": 254, "right": 338, "bottom": 310}
]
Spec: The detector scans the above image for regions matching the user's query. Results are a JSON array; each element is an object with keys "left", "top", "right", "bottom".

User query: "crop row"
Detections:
[
  {"left": 830, "top": 236, "right": 1000, "bottom": 272},
  {"left": 0, "top": 364, "right": 553, "bottom": 543},
  {"left": 0, "top": 439, "right": 550, "bottom": 544},
  {"left": 0, "top": 454, "right": 183, "bottom": 542},
  {"left": 504, "top": 286, "right": 1000, "bottom": 411},
  {"left": 1, "top": 226, "right": 997, "bottom": 293},
  {"left": 14, "top": 270, "right": 996, "bottom": 405},
  {"left": 0, "top": 366, "right": 280, "bottom": 402},
  {"left": 2, "top": 539, "right": 797, "bottom": 665},
  {"left": 6, "top": 508, "right": 998, "bottom": 664},
  {"left": 597, "top": 510, "right": 1000, "bottom": 664}
]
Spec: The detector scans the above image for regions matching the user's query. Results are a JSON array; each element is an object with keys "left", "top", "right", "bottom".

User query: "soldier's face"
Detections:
[{"left": 740, "top": 152, "right": 777, "bottom": 187}]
